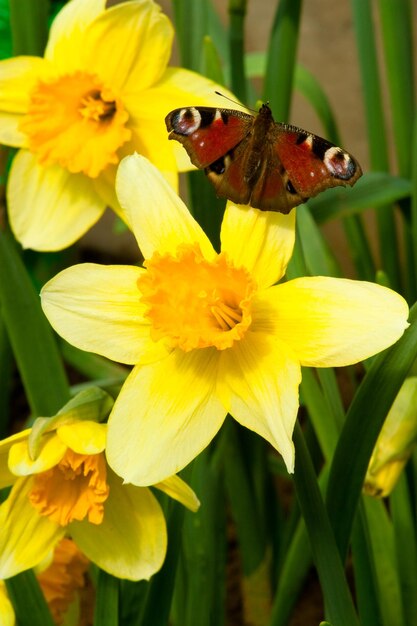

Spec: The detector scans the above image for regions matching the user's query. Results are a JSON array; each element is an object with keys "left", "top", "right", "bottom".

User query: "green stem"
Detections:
[
  {"left": 8, "top": 0, "right": 49, "bottom": 56},
  {"left": 292, "top": 423, "right": 359, "bottom": 626},
  {"left": 228, "top": 0, "right": 247, "bottom": 102},
  {"left": 94, "top": 570, "right": 119, "bottom": 626},
  {"left": 0, "top": 229, "right": 69, "bottom": 416}
]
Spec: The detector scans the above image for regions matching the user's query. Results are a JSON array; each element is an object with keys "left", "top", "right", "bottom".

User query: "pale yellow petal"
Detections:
[
  {"left": 0, "top": 430, "right": 31, "bottom": 488},
  {"left": 116, "top": 154, "right": 215, "bottom": 260},
  {"left": 7, "top": 151, "right": 106, "bottom": 251},
  {"left": 218, "top": 332, "right": 301, "bottom": 473},
  {"left": 136, "top": 67, "right": 247, "bottom": 123},
  {"left": 41, "top": 263, "right": 167, "bottom": 365},
  {"left": 0, "top": 479, "right": 64, "bottom": 578},
  {"left": 9, "top": 434, "right": 67, "bottom": 476},
  {"left": 107, "top": 350, "right": 226, "bottom": 485},
  {"left": 221, "top": 203, "right": 296, "bottom": 289},
  {"left": 45, "top": 0, "right": 106, "bottom": 69},
  {"left": 0, "top": 56, "right": 50, "bottom": 147},
  {"left": 122, "top": 116, "right": 179, "bottom": 178},
  {"left": 57, "top": 421, "right": 106, "bottom": 455},
  {"left": 263, "top": 277, "right": 409, "bottom": 367},
  {"left": 82, "top": 1, "right": 173, "bottom": 91},
  {"left": 0, "top": 582, "right": 15, "bottom": 626},
  {"left": 154, "top": 475, "right": 200, "bottom": 512},
  {"left": 70, "top": 470, "right": 167, "bottom": 580},
  {"left": 0, "top": 56, "right": 48, "bottom": 114}
]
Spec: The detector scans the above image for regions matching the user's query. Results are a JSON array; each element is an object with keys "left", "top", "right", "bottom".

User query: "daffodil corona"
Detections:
[
  {"left": 0, "top": 0, "right": 239, "bottom": 250},
  {"left": 0, "top": 390, "right": 198, "bottom": 581},
  {"left": 41, "top": 154, "right": 410, "bottom": 485}
]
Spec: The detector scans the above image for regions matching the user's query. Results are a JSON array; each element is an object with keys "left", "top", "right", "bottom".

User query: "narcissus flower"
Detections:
[
  {"left": 41, "top": 154, "right": 410, "bottom": 485},
  {"left": 0, "top": 388, "right": 199, "bottom": 581},
  {"left": 364, "top": 376, "right": 417, "bottom": 498},
  {"left": 0, "top": 0, "right": 235, "bottom": 250}
]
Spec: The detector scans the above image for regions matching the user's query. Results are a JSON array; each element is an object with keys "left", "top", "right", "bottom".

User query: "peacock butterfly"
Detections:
[{"left": 165, "top": 103, "right": 362, "bottom": 214}]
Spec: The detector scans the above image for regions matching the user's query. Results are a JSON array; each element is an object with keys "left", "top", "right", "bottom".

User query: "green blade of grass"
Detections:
[
  {"left": 228, "top": 0, "right": 247, "bottom": 102},
  {"left": 9, "top": 0, "right": 49, "bottom": 56},
  {"left": 263, "top": 0, "right": 303, "bottom": 121},
  {"left": 378, "top": 0, "right": 414, "bottom": 178},
  {"left": 326, "top": 303, "right": 417, "bottom": 560},
  {"left": 94, "top": 570, "right": 119, "bottom": 626},
  {"left": 0, "top": 229, "right": 69, "bottom": 416},
  {"left": 6, "top": 570, "right": 55, "bottom": 626},
  {"left": 292, "top": 423, "right": 360, "bottom": 626},
  {"left": 309, "top": 173, "right": 412, "bottom": 224}
]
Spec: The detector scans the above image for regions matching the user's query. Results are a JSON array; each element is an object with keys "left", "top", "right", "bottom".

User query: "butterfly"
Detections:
[{"left": 165, "top": 103, "right": 362, "bottom": 214}]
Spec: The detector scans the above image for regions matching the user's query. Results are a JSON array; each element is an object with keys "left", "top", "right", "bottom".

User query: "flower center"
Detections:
[
  {"left": 139, "top": 244, "right": 256, "bottom": 351},
  {"left": 20, "top": 71, "right": 131, "bottom": 177},
  {"left": 29, "top": 449, "right": 109, "bottom": 526}
]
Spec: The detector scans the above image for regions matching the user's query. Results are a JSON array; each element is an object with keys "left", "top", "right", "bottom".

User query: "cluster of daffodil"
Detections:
[{"left": 0, "top": 0, "right": 412, "bottom": 624}]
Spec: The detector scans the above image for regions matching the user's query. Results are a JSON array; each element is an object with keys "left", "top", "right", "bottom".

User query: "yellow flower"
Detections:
[
  {"left": 0, "top": 0, "right": 236, "bottom": 251},
  {"left": 364, "top": 376, "right": 417, "bottom": 498},
  {"left": 0, "top": 389, "right": 199, "bottom": 581},
  {"left": 40, "top": 154, "right": 410, "bottom": 485}
]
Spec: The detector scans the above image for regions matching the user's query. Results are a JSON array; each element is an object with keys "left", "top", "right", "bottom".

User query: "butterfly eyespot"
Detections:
[
  {"left": 208, "top": 156, "right": 226, "bottom": 175},
  {"left": 286, "top": 180, "right": 297, "bottom": 195}
]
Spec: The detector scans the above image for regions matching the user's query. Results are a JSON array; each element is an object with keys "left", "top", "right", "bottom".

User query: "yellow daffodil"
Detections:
[
  {"left": 0, "top": 0, "right": 236, "bottom": 251},
  {"left": 0, "top": 389, "right": 199, "bottom": 581},
  {"left": 365, "top": 376, "right": 417, "bottom": 498},
  {"left": 1, "top": 538, "right": 90, "bottom": 626},
  {"left": 40, "top": 154, "right": 410, "bottom": 485}
]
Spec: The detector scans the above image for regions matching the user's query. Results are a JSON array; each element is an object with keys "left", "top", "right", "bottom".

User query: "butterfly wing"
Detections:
[{"left": 165, "top": 107, "right": 254, "bottom": 169}]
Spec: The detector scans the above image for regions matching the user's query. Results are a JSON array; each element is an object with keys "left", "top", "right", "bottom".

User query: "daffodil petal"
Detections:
[
  {"left": 0, "top": 56, "right": 48, "bottom": 114},
  {"left": 115, "top": 154, "right": 215, "bottom": 260},
  {"left": 81, "top": 1, "right": 173, "bottom": 92},
  {"left": 9, "top": 434, "right": 67, "bottom": 476},
  {"left": 264, "top": 277, "right": 409, "bottom": 367},
  {"left": 41, "top": 263, "right": 166, "bottom": 365},
  {"left": 107, "top": 350, "right": 226, "bottom": 485},
  {"left": 45, "top": 0, "right": 106, "bottom": 69},
  {"left": 221, "top": 203, "right": 295, "bottom": 289},
  {"left": 93, "top": 165, "right": 119, "bottom": 214},
  {"left": 70, "top": 470, "right": 167, "bottom": 580},
  {"left": 0, "top": 56, "right": 49, "bottom": 146},
  {"left": 137, "top": 66, "right": 247, "bottom": 128},
  {"left": 154, "top": 475, "right": 200, "bottom": 512},
  {"left": 218, "top": 332, "right": 301, "bottom": 473},
  {"left": 0, "top": 478, "right": 64, "bottom": 578},
  {"left": 122, "top": 117, "right": 179, "bottom": 180},
  {"left": 57, "top": 422, "right": 106, "bottom": 455},
  {"left": 0, "top": 582, "right": 15, "bottom": 626},
  {"left": 0, "top": 430, "right": 31, "bottom": 488},
  {"left": 7, "top": 151, "right": 106, "bottom": 251}
]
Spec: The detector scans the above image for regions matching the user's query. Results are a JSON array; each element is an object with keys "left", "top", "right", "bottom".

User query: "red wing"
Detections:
[
  {"left": 272, "top": 123, "right": 362, "bottom": 197},
  {"left": 165, "top": 107, "right": 254, "bottom": 168},
  {"left": 205, "top": 136, "right": 292, "bottom": 212}
]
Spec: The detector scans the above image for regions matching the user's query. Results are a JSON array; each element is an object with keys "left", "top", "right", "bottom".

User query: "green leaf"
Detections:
[
  {"left": 94, "top": 570, "right": 119, "bottom": 626},
  {"left": 326, "top": 302, "right": 417, "bottom": 559},
  {"left": 0, "top": 229, "right": 69, "bottom": 417},
  {"left": 6, "top": 570, "right": 55, "bottom": 626},
  {"left": 309, "top": 172, "right": 412, "bottom": 225}
]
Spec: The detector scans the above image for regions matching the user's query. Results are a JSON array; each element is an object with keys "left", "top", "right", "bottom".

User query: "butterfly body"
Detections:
[{"left": 165, "top": 104, "right": 362, "bottom": 213}]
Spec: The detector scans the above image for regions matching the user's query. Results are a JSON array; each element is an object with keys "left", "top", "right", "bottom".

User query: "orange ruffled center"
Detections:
[
  {"left": 37, "top": 538, "right": 89, "bottom": 625},
  {"left": 29, "top": 449, "right": 109, "bottom": 526},
  {"left": 20, "top": 71, "right": 131, "bottom": 177},
  {"left": 139, "top": 244, "right": 256, "bottom": 351}
]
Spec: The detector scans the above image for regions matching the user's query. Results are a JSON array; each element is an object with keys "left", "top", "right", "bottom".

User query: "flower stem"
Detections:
[{"left": 292, "top": 422, "right": 360, "bottom": 626}]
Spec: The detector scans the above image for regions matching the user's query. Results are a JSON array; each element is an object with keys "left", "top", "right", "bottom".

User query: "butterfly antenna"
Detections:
[{"left": 214, "top": 91, "right": 257, "bottom": 113}]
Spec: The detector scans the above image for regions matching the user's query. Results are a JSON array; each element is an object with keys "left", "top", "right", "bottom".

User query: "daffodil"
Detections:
[
  {"left": 0, "top": 0, "right": 235, "bottom": 251},
  {"left": 0, "top": 388, "right": 199, "bottom": 581},
  {"left": 1, "top": 538, "right": 90, "bottom": 626},
  {"left": 41, "top": 154, "right": 410, "bottom": 485},
  {"left": 364, "top": 376, "right": 417, "bottom": 497}
]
